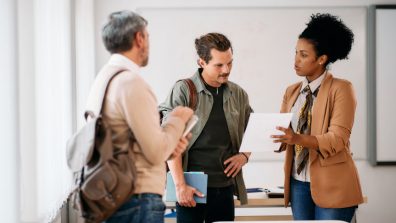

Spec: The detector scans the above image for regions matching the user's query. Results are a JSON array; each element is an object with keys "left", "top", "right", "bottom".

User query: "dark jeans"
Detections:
[
  {"left": 290, "top": 177, "right": 357, "bottom": 222},
  {"left": 103, "top": 193, "right": 165, "bottom": 223},
  {"left": 176, "top": 185, "right": 234, "bottom": 223}
]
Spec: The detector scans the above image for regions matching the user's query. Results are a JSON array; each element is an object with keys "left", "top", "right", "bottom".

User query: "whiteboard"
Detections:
[
  {"left": 138, "top": 7, "right": 367, "bottom": 160},
  {"left": 368, "top": 5, "right": 396, "bottom": 165}
]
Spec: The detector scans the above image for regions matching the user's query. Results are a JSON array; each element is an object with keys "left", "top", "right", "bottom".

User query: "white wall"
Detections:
[
  {"left": 1, "top": 0, "right": 19, "bottom": 222},
  {"left": 92, "top": 1, "right": 396, "bottom": 223},
  {"left": 136, "top": 6, "right": 366, "bottom": 161},
  {"left": 18, "top": 0, "right": 38, "bottom": 220}
]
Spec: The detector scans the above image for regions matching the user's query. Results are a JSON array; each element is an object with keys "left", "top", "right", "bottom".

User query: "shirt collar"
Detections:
[
  {"left": 301, "top": 70, "right": 327, "bottom": 94},
  {"left": 192, "top": 68, "right": 230, "bottom": 94},
  {"left": 108, "top": 54, "right": 140, "bottom": 73}
]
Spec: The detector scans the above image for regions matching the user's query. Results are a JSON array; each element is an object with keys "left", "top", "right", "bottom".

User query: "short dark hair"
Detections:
[
  {"left": 195, "top": 33, "right": 233, "bottom": 63},
  {"left": 299, "top": 13, "right": 354, "bottom": 65},
  {"left": 102, "top": 10, "right": 147, "bottom": 54}
]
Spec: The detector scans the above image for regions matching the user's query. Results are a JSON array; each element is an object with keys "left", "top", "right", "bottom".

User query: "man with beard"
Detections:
[
  {"left": 90, "top": 10, "right": 193, "bottom": 223},
  {"left": 159, "top": 32, "right": 253, "bottom": 223}
]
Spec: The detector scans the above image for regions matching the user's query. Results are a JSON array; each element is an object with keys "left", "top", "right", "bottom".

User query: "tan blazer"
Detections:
[{"left": 278, "top": 73, "right": 364, "bottom": 208}]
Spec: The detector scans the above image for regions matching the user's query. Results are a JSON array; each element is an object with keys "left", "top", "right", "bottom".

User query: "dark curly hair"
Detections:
[
  {"left": 299, "top": 13, "right": 354, "bottom": 65},
  {"left": 195, "top": 33, "right": 233, "bottom": 64}
]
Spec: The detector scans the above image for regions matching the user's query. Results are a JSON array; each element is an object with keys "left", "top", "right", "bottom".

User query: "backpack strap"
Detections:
[
  {"left": 159, "top": 78, "right": 198, "bottom": 123},
  {"left": 183, "top": 78, "right": 198, "bottom": 111},
  {"left": 84, "top": 69, "right": 126, "bottom": 121}
]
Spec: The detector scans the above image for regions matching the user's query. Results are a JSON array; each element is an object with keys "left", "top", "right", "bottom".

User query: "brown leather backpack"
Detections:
[{"left": 66, "top": 70, "right": 136, "bottom": 223}]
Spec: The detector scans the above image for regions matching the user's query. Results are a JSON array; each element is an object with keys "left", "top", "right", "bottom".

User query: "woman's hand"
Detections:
[
  {"left": 272, "top": 126, "right": 319, "bottom": 150},
  {"left": 271, "top": 126, "right": 298, "bottom": 145}
]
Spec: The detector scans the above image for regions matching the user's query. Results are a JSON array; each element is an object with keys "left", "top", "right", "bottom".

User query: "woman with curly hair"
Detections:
[{"left": 272, "top": 13, "right": 364, "bottom": 221}]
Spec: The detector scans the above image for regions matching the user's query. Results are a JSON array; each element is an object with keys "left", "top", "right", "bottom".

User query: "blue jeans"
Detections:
[
  {"left": 176, "top": 185, "right": 234, "bottom": 223},
  {"left": 290, "top": 177, "right": 357, "bottom": 222},
  {"left": 103, "top": 193, "right": 165, "bottom": 223}
]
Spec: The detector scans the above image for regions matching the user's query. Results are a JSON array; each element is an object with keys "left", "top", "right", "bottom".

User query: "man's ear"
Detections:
[
  {"left": 134, "top": 31, "right": 144, "bottom": 48},
  {"left": 197, "top": 58, "right": 206, "bottom": 68}
]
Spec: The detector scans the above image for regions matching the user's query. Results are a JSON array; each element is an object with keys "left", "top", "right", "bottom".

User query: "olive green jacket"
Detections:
[{"left": 159, "top": 69, "right": 253, "bottom": 204}]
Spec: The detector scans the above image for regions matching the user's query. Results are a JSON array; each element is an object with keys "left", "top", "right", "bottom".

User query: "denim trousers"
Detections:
[
  {"left": 103, "top": 193, "right": 165, "bottom": 223},
  {"left": 290, "top": 177, "right": 357, "bottom": 222},
  {"left": 176, "top": 185, "right": 234, "bottom": 223}
]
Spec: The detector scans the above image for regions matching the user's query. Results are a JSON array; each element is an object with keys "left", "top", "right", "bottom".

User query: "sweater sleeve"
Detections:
[{"left": 114, "top": 74, "right": 185, "bottom": 164}]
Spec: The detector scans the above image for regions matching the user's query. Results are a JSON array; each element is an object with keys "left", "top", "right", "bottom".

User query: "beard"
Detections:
[
  {"left": 139, "top": 46, "right": 149, "bottom": 67},
  {"left": 141, "top": 55, "right": 149, "bottom": 67}
]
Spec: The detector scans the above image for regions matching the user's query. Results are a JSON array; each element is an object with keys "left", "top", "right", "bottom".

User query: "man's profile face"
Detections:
[
  {"left": 140, "top": 28, "right": 150, "bottom": 67},
  {"left": 200, "top": 48, "right": 233, "bottom": 87}
]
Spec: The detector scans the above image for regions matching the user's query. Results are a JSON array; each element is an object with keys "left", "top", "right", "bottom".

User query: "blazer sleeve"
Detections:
[{"left": 315, "top": 81, "right": 357, "bottom": 159}]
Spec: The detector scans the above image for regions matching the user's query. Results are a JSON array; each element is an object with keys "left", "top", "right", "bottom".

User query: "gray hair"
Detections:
[{"left": 102, "top": 10, "right": 148, "bottom": 54}]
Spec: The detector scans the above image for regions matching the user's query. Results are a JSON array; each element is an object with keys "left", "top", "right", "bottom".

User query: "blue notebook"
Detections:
[
  {"left": 246, "top": 187, "right": 264, "bottom": 193},
  {"left": 166, "top": 171, "right": 208, "bottom": 204}
]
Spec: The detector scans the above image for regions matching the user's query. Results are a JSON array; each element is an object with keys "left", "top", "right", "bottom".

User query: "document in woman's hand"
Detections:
[{"left": 239, "top": 113, "right": 293, "bottom": 152}]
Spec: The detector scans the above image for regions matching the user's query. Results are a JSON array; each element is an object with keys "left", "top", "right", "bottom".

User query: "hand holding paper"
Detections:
[
  {"left": 272, "top": 125, "right": 319, "bottom": 150},
  {"left": 239, "top": 113, "right": 293, "bottom": 152},
  {"left": 271, "top": 126, "right": 296, "bottom": 144}
]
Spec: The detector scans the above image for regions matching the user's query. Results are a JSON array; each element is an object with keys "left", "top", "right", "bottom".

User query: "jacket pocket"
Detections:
[{"left": 319, "top": 150, "right": 347, "bottom": 167}]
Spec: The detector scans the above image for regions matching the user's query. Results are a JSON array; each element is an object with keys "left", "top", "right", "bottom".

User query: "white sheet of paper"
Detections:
[{"left": 240, "top": 113, "right": 293, "bottom": 152}]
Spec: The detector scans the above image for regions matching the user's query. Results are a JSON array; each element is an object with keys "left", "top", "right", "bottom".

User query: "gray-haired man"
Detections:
[{"left": 90, "top": 10, "right": 193, "bottom": 223}]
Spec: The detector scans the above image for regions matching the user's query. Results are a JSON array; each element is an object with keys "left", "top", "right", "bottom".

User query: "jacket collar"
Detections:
[
  {"left": 108, "top": 54, "right": 140, "bottom": 74},
  {"left": 191, "top": 68, "right": 231, "bottom": 97},
  {"left": 287, "top": 72, "right": 333, "bottom": 118},
  {"left": 301, "top": 70, "right": 327, "bottom": 95},
  {"left": 191, "top": 68, "right": 206, "bottom": 93}
]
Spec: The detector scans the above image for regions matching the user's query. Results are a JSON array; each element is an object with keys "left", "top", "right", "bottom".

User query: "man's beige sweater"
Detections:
[{"left": 87, "top": 54, "right": 184, "bottom": 195}]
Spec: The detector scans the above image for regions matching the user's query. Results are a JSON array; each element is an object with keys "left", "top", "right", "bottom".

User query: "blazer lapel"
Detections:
[
  {"left": 276, "top": 84, "right": 301, "bottom": 153},
  {"left": 287, "top": 84, "right": 302, "bottom": 112},
  {"left": 312, "top": 73, "right": 333, "bottom": 135},
  {"left": 310, "top": 73, "right": 333, "bottom": 162}
]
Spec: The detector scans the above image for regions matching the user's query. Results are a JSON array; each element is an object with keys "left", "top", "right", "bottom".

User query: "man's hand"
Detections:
[
  {"left": 168, "top": 133, "right": 192, "bottom": 160},
  {"left": 223, "top": 153, "right": 248, "bottom": 178},
  {"left": 176, "top": 183, "right": 204, "bottom": 207},
  {"left": 170, "top": 106, "right": 193, "bottom": 123}
]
